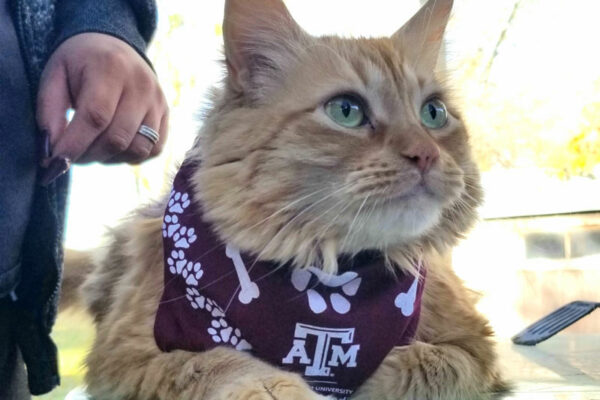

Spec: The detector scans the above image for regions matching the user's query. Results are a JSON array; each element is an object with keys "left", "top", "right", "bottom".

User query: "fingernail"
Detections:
[
  {"left": 40, "top": 157, "right": 71, "bottom": 186},
  {"left": 40, "top": 130, "right": 52, "bottom": 167}
]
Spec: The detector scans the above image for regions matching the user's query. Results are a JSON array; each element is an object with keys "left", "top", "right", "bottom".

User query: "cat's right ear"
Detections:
[
  {"left": 223, "top": 0, "right": 307, "bottom": 98},
  {"left": 392, "top": 0, "right": 453, "bottom": 72}
]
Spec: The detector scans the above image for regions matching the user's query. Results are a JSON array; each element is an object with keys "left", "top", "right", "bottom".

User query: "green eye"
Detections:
[
  {"left": 324, "top": 95, "right": 366, "bottom": 128},
  {"left": 420, "top": 99, "right": 448, "bottom": 129}
]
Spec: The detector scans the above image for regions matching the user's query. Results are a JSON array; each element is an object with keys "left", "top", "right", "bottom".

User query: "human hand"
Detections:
[{"left": 37, "top": 33, "right": 168, "bottom": 174}]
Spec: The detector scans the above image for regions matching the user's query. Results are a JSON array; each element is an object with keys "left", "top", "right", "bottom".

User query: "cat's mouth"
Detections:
[
  {"left": 396, "top": 180, "right": 430, "bottom": 198},
  {"left": 381, "top": 178, "right": 436, "bottom": 203},
  {"left": 338, "top": 177, "right": 445, "bottom": 251}
]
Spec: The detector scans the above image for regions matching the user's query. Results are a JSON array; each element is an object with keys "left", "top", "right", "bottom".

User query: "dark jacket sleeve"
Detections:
[{"left": 52, "top": 0, "right": 157, "bottom": 65}]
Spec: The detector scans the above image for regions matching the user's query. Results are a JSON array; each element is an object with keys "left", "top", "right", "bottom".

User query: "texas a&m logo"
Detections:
[{"left": 282, "top": 323, "right": 360, "bottom": 377}]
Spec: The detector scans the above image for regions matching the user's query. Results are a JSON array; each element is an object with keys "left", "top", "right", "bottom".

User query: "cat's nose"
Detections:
[{"left": 401, "top": 140, "right": 440, "bottom": 173}]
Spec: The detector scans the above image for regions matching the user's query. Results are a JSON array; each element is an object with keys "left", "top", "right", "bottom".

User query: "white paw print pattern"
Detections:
[
  {"left": 208, "top": 319, "right": 251, "bottom": 350},
  {"left": 162, "top": 191, "right": 191, "bottom": 239},
  {"left": 163, "top": 189, "right": 251, "bottom": 351},
  {"left": 291, "top": 267, "right": 362, "bottom": 315},
  {"left": 186, "top": 288, "right": 252, "bottom": 351},
  {"left": 186, "top": 288, "right": 224, "bottom": 317},
  {"left": 163, "top": 190, "right": 203, "bottom": 286},
  {"left": 162, "top": 214, "right": 180, "bottom": 238},
  {"left": 167, "top": 249, "right": 186, "bottom": 274},
  {"left": 169, "top": 191, "right": 190, "bottom": 213},
  {"left": 172, "top": 226, "right": 197, "bottom": 249},
  {"left": 167, "top": 250, "right": 204, "bottom": 286}
]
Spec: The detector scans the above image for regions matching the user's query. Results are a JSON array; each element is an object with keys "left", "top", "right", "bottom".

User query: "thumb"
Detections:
[{"left": 36, "top": 62, "right": 71, "bottom": 152}]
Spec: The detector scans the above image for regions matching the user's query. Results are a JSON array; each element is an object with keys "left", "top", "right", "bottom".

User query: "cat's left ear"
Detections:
[{"left": 392, "top": 0, "right": 453, "bottom": 71}]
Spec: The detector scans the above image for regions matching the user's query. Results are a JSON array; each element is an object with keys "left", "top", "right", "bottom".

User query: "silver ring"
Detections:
[{"left": 137, "top": 125, "right": 159, "bottom": 145}]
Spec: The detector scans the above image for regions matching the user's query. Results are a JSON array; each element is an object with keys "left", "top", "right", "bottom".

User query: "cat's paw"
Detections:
[
  {"left": 215, "top": 374, "right": 329, "bottom": 400},
  {"left": 385, "top": 342, "right": 467, "bottom": 399},
  {"left": 357, "top": 341, "right": 494, "bottom": 400}
]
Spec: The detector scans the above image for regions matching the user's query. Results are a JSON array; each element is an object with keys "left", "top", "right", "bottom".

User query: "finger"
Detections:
[
  {"left": 78, "top": 94, "right": 147, "bottom": 163},
  {"left": 105, "top": 111, "right": 161, "bottom": 164},
  {"left": 150, "top": 108, "right": 169, "bottom": 157},
  {"left": 52, "top": 78, "right": 122, "bottom": 163},
  {"left": 36, "top": 62, "right": 71, "bottom": 150}
]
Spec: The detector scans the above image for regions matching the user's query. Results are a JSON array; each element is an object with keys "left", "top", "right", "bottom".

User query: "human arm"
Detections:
[{"left": 37, "top": 0, "right": 168, "bottom": 172}]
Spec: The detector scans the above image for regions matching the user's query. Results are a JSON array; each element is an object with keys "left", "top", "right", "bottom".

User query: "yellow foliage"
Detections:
[{"left": 168, "top": 14, "right": 184, "bottom": 34}]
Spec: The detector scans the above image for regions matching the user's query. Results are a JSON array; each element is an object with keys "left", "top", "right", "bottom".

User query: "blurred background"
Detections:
[{"left": 43, "top": 0, "right": 600, "bottom": 398}]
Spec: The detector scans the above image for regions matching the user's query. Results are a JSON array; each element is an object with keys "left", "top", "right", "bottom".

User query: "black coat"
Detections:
[{"left": 5, "top": 0, "right": 156, "bottom": 394}]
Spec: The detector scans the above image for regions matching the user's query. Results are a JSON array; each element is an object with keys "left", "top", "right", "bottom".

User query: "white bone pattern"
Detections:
[
  {"left": 225, "top": 244, "right": 260, "bottom": 305},
  {"left": 394, "top": 276, "right": 419, "bottom": 317},
  {"left": 291, "top": 267, "right": 362, "bottom": 314}
]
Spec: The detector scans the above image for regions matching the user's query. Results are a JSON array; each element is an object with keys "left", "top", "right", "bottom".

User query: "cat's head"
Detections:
[{"left": 191, "top": 0, "right": 482, "bottom": 273}]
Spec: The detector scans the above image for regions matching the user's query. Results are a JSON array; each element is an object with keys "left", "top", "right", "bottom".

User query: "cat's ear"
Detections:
[
  {"left": 392, "top": 0, "right": 453, "bottom": 71},
  {"left": 223, "top": 0, "right": 308, "bottom": 97}
]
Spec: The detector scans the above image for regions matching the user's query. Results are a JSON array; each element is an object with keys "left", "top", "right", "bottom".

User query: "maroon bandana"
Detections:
[{"left": 154, "top": 163, "right": 426, "bottom": 399}]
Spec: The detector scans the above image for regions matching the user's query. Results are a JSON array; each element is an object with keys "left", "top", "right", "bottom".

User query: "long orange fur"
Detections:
[{"left": 65, "top": 0, "right": 507, "bottom": 398}]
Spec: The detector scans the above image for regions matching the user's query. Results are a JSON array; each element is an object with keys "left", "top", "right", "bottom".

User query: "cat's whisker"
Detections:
[
  {"left": 157, "top": 294, "right": 189, "bottom": 306},
  {"left": 349, "top": 173, "right": 419, "bottom": 198},
  {"left": 363, "top": 192, "right": 382, "bottom": 227},
  {"left": 254, "top": 181, "right": 354, "bottom": 258},
  {"left": 463, "top": 179, "right": 482, "bottom": 189},
  {"left": 451, "top": 198, "right": 470, "bottom": 215},
  {"left": 222, "top": 182, "right": 355, "bottom": 314},
  {"left": 187, "top": 186, "right": 336, "bottom": 279},
  {"left": 230, "top": 199, "right": 352, "bottom": 308},
  {"left": 365, "top": 184, "right": 394, "bottom": 226},
  {"left": 291, "top": 194, "right": 352, "bottom": 265},
  {"left": 197, "top": 268, "right": 238, "bottom": 291},
  {"left": 237, "top": 255, "right": 293, "bottom": 295},
  {"left": 349, "top": 195, "right": 380, "bottom": 252},
  {"left": 188, "top": 242, "right": 226, "bottom": 264},
  {"left": 179, "top": 191, "right": 340, "bottom": 266},
  {"left": 306, "top": 197, "right": 357, "bottom": 261},
  {"left": 340, "top": 194, "right": 370, "bottom": 252},
  {"left": 442, "top": 173, "right": 479, "bottom": 177},
  {"left": 240, "top": 185, "right": 333, "bottom": 234},
  {"left": 459, "top": 189, "right": 480, "bottom": 205},
  {"left": 349, "top": 168, "right": 410, "bottom": 179},
  {"left": 251, "top": 196, "right": 353, "bottom": 287},
  {"left": 455, "top": 192, "right": 473, "bottom": 206},
  {"left": 257, "top": 183, "right": 353, "bottom": 255},
  {"left": 315, "top": 197, "right": 355, "bottom": 242}
]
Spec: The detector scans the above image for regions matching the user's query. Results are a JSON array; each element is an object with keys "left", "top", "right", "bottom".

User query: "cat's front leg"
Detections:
[
  {"left": 352, "top": 254, "right": 506, "bottom": 400},
  {"left": 353, "top": 341, "right": 501, "bottom": 400},
  {"left": 88, "top": 342, "right": 328, "bottom": 400}
]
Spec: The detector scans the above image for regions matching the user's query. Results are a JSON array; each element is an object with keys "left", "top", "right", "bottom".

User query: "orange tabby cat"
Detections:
[{"left": 68, "top": 0, "right": 506, "bottom": 398}]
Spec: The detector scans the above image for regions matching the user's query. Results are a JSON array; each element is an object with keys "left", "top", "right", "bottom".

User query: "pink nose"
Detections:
[{"left": 401, "top": 141, "right": 440, "bottom": 173}]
